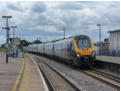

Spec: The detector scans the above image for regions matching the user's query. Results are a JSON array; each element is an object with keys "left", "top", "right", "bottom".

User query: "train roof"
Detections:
[
  {"left": 74, "top": 35, "right": 89, "bottom": 39},
  {"left": 42, "top": 36, "right": 74, "bottom": 44},
  {"left": 43, "top": 35, "right": 89, "bottom": 44},
  {"left": 29, "top": 35, "right": 90, "bottom": 45}
]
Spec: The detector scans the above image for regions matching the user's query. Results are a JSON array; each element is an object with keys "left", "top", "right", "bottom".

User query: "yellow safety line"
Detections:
[{"left": 12, "top": 59, "right": 25, "bottom": 91}]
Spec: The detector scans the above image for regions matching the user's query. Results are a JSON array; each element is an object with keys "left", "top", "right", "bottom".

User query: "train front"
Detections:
[{"left": 73, "top": 35, "right": 96, "bottom": 67}]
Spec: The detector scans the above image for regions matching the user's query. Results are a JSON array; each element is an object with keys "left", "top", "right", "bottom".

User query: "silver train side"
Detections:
[{"left": 24, "top": 35, "right": 96, "bottom": 67}]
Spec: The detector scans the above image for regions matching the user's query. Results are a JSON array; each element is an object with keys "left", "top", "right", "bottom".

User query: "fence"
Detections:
[{"left": 98, "top": 49, "right": 120, "bottom": 57}]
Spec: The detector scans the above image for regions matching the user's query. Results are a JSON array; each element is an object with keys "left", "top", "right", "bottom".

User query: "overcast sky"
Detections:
[{"left": 0, "top": 1, "right": 120, "bottom": 45}]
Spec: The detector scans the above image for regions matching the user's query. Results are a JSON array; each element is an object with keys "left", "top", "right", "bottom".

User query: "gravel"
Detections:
[
  {"left": 32, "top": 55, "right": 119, "bottom": 91},
  {"left": 37, "top": 61, "right": 76, "bottom": 91}
]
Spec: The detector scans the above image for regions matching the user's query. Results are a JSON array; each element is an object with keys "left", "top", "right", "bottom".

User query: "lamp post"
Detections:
[
  {"left": 11, "top": 26, "right": 17, "bottom": 58},
  {"left": 97, "top": 24, "right": 101, "bottom": 55},
  {"left": 2, "top": 16, "right": 12, "bottom": 64}
]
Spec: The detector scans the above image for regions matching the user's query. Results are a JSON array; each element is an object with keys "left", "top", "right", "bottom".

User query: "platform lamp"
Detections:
[
  {"left": 11, "top": 26, "right": 17, "bottom": 58},
  {"left": 2, "top": 16, "right": 12, "bottom": 64}
]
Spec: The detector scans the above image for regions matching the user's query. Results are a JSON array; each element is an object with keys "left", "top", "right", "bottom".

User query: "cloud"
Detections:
[
  {"left": 7, "top": 2, "right": 23, "bottom": 12},
  {"left": 31, "top": 2, "right": 46, "bottom": 13},
  {"left": 0, "top": 1, "right": 120, "bottom": 45},
  {"left": 57, "top": 2, "right": 84, "bottom": 10}
]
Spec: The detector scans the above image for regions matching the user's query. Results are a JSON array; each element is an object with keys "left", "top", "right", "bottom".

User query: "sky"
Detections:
[{"left": 0, "top": 1, "right": 120, "bottom": 45}]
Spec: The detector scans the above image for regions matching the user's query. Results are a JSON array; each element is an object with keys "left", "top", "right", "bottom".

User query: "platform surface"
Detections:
[
  {"left": 0, "top": 53, "right": 48, "bottom": 91},
  {"left": 18, "top": 57, "right": 48, "bottom": 91},
  {"left": 96, "top": 55, "right": 120, "bottom": 64},
  {"left": 0, "top": 54, "right": 23, "bottom": 91}
]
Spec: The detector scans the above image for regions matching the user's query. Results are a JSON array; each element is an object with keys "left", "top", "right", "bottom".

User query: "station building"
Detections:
[{"left": 108, "top": 30, "right": 120, "bottom": 56}]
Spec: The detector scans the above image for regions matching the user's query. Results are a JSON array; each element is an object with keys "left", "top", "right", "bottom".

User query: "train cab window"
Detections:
[{"left": 76, "top": 38, "right": 91, "bottom": 49}]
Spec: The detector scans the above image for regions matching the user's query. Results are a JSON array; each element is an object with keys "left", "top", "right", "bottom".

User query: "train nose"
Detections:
[{"left": 81, "top": 50, "right": 91, "bottom": 55}]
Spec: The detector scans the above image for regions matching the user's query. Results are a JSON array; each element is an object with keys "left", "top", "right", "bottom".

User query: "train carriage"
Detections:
[
  {"left": 44, "top": 42, "right": 54, "bottom": 55},
  {"left": 38, "top": 44, "right": 44, "bottom": 53},
  {"left": 25, "top": 35, "right": 96, "bottom": 67},
  {"left": 54, "top": 38, "right": 72, "bottom": 59}
]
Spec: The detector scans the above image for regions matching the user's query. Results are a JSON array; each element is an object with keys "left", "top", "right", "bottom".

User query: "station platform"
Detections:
[
  {"left": 0, "top": 53, "right": 48, "bottom": 91},
  {"left": 96, "top": 55, "right": 120, "bottom": 64}
]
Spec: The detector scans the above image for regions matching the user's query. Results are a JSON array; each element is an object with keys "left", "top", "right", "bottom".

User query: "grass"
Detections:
[{"left": 26, "top": 53, "right": 30, "bottom": 56}]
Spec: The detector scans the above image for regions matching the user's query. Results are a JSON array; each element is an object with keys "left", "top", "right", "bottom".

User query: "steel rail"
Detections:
[
  {"left": 90, "top": 68, "right": 120, "bottom": 82},
  {"left": 30, "top": 53, "right": 120, "bottom": 90},
  {"left": 34, "top": 58, "right": 56, "bottom": 91},
  {"left": 79, "top": 70, "right": 120, "bottom": 89},
  {"left": 33, "top": 55, "right": 82, "bottom": 91}
]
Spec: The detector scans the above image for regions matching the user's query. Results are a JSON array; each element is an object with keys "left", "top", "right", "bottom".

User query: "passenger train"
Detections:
[{"left": 24, "top": 35, "right": 96, "bottom": 67}]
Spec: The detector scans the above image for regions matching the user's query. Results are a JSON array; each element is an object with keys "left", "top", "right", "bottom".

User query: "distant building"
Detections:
[
  {"left": 108, "top": 30, "right": 120, "bottom": 56},
  {"left": 9, "top": 37, "right": 21, "bottom": 45},
  {"left": 32, "top": 40, "right": 42, "bottom": 44}
]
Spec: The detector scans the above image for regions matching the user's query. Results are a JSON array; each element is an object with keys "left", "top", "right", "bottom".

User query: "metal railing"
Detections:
[{"left": 97, "top": 49, "right": 120, "bottom": 57}]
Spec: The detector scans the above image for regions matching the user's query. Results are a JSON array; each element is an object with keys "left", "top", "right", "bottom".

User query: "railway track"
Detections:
[
  {"left": 56, "top": 57, "right": 120, "bottom": 89},
  {"left": 90, "top": 68, "right": 120, "bottom": 83},
  {"left": 31, "top": 54, "right": 120, "bottom": 91},
  {"left": 32, "top": 56, "right": 81, "bottom": 91},
  {"left": 78, "top": 68, "right": 120, "bottom": 89}
]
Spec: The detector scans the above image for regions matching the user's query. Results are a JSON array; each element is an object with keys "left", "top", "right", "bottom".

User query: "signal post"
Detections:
[{"left": 2, "top": 16, "right": 12, "bottom": 64}]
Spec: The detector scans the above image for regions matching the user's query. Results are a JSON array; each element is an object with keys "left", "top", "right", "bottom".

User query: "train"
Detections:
[{"left": 24, "top": 35, "right": 96, "bottom": 67}]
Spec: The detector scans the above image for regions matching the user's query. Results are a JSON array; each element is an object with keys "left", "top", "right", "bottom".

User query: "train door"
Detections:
[
  {"left": 67, "top": 43, "right": 70, "bottom": 58},
  {"left": 67, "top": 42, "right": 72, "bottom": 58},
  {"left": 70, "top": 42, "right": 75, "bottom": 58}
]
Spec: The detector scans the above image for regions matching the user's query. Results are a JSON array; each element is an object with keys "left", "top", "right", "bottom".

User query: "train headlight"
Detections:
[
  {"left": 92, "top": 51, "right": 96, "bottom": 57},
  {"left": 76, "top": 52, "right": 80, "bottom": 58}
]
